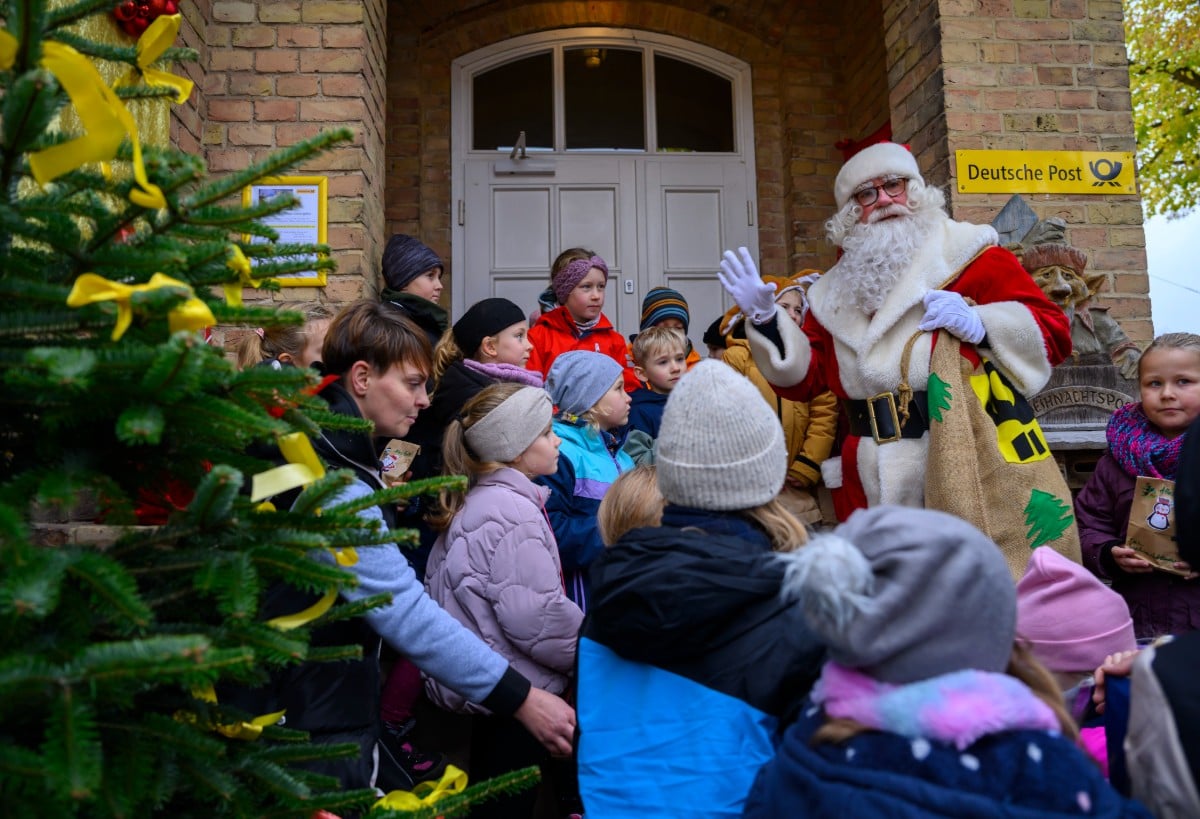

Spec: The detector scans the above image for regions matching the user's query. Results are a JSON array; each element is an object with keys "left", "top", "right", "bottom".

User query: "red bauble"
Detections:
[
  {"left": 112, "top": 0, "right": 180, "bottom": 36},
  {"left": 113, "top": 0, "right": 136, "bottom": 21},
  {"left": 164, "top": 0, "right": 178, "bottom": 12},
  {"left": 147, "top": 0, "right": 167, "bottom": 14}
]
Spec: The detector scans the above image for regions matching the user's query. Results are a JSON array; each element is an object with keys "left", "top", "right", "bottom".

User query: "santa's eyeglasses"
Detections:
[{"left": 853, "top": 177, "right": 908, "bottom": 207}]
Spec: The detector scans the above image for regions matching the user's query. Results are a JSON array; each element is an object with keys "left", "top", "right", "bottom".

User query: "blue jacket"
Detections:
[
  {"left": 627, "top": 388, "right": 668, "bottom": 439},
  {"left": 743, "top": 702, "right": 1153, "bottom": 819},
  {"left": 538, "top": 416, "right": 632, "bottom": 610},
  {"left": 577, "top": 508, "right": 826, "bottom": 818}
]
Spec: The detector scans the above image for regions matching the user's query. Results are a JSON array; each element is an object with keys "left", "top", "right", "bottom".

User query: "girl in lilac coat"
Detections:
[
  {"left": 425, "top": 383, "right": 583, "bottom": 818},
  {"left": 1075, "top": 332, "right": 1200, "bottom": 639}
]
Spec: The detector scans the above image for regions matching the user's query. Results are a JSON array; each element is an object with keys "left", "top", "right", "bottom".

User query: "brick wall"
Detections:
[
  {"left": 170, "top": 0, "right": 210, "bottom": 156},
  {"left": 198, "top": 0, "right": 387, "bottom": 309},
  {"left": 925, "top": 0, "right": 1150, "bottom": 343}
]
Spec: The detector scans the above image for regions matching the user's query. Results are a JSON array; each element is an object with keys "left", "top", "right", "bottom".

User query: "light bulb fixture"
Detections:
[{"left": 580, "top": 47, "right": 606, "bottom": 69}]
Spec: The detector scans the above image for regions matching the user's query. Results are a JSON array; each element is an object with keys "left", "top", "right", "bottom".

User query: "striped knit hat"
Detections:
[{"left": 639, "top": 286, "right": 690, "bottom": 332}]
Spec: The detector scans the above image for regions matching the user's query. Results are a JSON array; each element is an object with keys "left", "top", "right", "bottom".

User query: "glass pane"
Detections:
[
  {"left": 655, "top": 55, "right": 734, "bottom": 152},
  {"left": 473, "top": 52, "right": 553, "bottom": 151},
  {"left": 565, "top": 48, "right": 645, "bottom": 150}
]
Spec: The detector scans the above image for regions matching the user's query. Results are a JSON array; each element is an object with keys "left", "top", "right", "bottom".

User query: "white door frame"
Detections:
[{"left": 450, "top": 28, "right": 759, "bottom": 327}]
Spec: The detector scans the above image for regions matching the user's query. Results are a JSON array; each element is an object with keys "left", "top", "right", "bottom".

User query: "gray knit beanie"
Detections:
[
  {"left": 382, "top": 234, "right": 442, "bottom": 292},
  {"left": 778, "top": 505, "right": 1016, "bottom": 684},
  {"left": 545, "top": 351, "right": 623, "bottom": 416},
  {"left": 656, "top": 359, "right": 786, "bottom": 511}
]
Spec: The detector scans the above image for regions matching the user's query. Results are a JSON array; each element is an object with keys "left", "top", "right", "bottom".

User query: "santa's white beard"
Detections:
[{"left": 836, "top": 205, "right": 941, "bottom": 314}]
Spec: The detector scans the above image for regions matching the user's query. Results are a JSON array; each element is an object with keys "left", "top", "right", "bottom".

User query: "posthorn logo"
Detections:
[{"left": 1088, "top": 158, "right": 1123, "bottom": 187}]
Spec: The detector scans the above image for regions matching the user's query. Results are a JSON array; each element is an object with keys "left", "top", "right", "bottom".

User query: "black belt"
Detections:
[{"left": 844, "top": 392, "right": 929, "bottom": 443}]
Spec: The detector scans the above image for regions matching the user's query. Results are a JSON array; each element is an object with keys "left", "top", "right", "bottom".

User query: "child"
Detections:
[
  {"left": 597, "top": 464, "right": 664, "bottom": 547},
  {"left": 378, "top": 297, "right": 541, "bottom": 779},
  {"left": 633, "top": 286, "right": 702, "bottom": 369},
  {"left": 722, "top": 273, "right": 837, "bottom": 526},
  {"left": 576, "top": 360, "right": 826, "bottom": 818},
  {"left": 702, "top": 316, "right": 727, "bottom": 360},
  {"left": 1075, "top": 332, "right": 1200, "bottom": 639},
  {"left": 379, "top": 234, "right": 448, "bottom": 345},
  {"left": 1017, "top": 546, "right": 1138, "bottom": 775},
  {"left": 540, "top": 351, "right": 634, "bottom": 610},
  {"left": 233, "top": 302, "right": 332, "bottom": 370},
  {"left": 527, "top": 247, "right": 639, "bottom": 392},
  {"left": 627, "top": 325, "right": 689, "bottom": 440},
  {"left": 744, "top": 506, "right": 1150, "bottom": 818},
  {"left": 424, "top": 383, "right": 583, "bottom": 818}
]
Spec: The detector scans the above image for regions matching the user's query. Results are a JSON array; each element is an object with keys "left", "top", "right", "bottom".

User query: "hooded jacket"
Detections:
[
  {"left": 576, "top": 508, "right": 825, "bottom": 817},
  {"left": 527, "top": 304, "right": 640, "bottom": 393},
  {"left": 424, "top": 468, "right": 582, "bottom": 713}
]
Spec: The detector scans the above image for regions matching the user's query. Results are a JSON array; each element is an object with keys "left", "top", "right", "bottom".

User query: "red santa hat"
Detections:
[{"left": 834, "top": 142, "right": 922, "bottom": 210}]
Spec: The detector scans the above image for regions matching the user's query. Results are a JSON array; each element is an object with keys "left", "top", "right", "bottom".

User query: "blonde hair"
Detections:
[
  {"left": 430, "top": 327, "right": 463, "bottom": 386},
  {"left": 579, "top": 376, "right": 625, "bottom": 430},
  {"left": 631, "top": 326, "right": 687, "bottom": 368},
  {"left": 811, "top": 643, "right": 1081, "bottom": 747},
  {"left": 428, "top": 383, "right": 525, "bottom": 531},
  {"left": 598, "top": 465, "right": 664, "bottom": 545},
  {"left": 234, "top": 302, "right": 332, "bottom": 369},
  {"left": 1139, "top": 332, "right": 1200, "bottom": 378},
  {"left": 741, "top": 497, "right": 810, "bottom": 553}
]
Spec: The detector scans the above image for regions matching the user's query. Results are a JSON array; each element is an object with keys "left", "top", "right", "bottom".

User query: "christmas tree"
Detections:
[{"left": 0, "top": 2, "right": 531, "bottom": 816}]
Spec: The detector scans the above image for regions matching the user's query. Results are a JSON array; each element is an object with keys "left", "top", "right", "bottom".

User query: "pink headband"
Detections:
[{"left": 553, "top": 255, "right": 608, "bottom": 304}]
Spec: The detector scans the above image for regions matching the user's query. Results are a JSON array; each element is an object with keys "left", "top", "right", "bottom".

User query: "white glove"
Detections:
[
  {"left": 918, "top": 290, "right": 985, "bottom": 343},
  {"left": 718, "top": 247, "right": 776, "bottom": 325}
]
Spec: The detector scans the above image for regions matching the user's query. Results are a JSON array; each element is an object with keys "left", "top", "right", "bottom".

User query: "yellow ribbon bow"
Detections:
[
  {"left": 251, "top": 432, "right": 326, "bottom": 502},
  {"left": 120, "top": 14, "right": 194, "bottom": 105},
  {"left": 25, "top": 41, "right": 166, "bottom": 209},
  {"left": 191, "top": 683, "right": 285, "bottom": 741},
  {"left": 222, "top": 245, "right": 261, "bottom": 307},
  {"left": 0, "top": 30, "right": 16, "bottom": 70},
  {"left": 374, "top": 765, "right": 469, "bottom": 811},
  {"left": 66, "top": 272, "right": 215, "bottom": 340}
]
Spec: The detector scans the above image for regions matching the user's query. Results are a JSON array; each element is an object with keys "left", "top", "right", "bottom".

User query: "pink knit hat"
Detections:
[{"left": 1016, "top": 547, "right": 1136, "bottom": 674}]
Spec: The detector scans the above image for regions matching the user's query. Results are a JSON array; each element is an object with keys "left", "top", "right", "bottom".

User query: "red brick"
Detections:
[
  {"left": 276, "top": 76, "right": 320, "bottom": 96},
  {"left": 255, "top": 100, "right": 299, "bottom": 121},
  {"left": 321, "top": 76, "right": 369, "bottom": 97},
  {"left": 228, "top": 73, "right": 273, "bottom": 96},
  {"left": 259, "top": 2, "right": 302, "bottom": 23},
  {"left": 207, "top": 99, "right": 253, "bottom": 122},
  {"left": 277, "top": 26, "right": 322, "bottom": 48},
  {"left": 232, "top": 26, "right": 275, "bottom": 47},
  {"left": 229, "top": 124, "right": 276, "bottom": 146},
  {"left": 256, "top": 50, "right": 300, "bottom": 73},
  {"left": 300, "top": 99, "right": 367, "bottom": 121},
  {"left": 300, "top": 50, "right": 364, "bottom": 73}
]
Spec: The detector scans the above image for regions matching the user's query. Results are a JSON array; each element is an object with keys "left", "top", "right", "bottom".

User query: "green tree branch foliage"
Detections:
[
  {"left": 0, "top": 2, "right": 456, "bottom": 816},
  {"left": 1125, "top": 0, "right": 1200, "bottom": 217}
]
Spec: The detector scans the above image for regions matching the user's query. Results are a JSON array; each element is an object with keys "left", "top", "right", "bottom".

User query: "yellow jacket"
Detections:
[{"left": 722, "top": 337, "right": 837, "bottom": 488}]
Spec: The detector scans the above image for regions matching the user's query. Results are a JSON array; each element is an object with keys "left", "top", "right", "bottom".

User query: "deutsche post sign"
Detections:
[{"left": 955, "top": 150, "right": 1136, "bottom": 195}]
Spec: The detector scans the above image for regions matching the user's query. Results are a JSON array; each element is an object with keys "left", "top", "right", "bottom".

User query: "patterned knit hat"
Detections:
[
  {"left": 639, "top": 287, "right": 690, "bottom": 332},
  {"left": 779, "top": 506, "right": 1016, "bottom": 684},
  {"left": 656, "top": 359, "right": 786, "bottom": 511},
  {"left": 382, "top": 234, "right": 442, "bottom": 292},
  {"left": 1016, "top": 547, "right": 1136, "bottom": 674},
  {"left": 834, "top": 142, "right": 921, "bottom": 210}
]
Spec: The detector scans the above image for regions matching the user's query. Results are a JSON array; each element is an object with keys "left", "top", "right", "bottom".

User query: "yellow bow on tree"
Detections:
[
  {"left": 66, "top": 272, "right": 215, "bottom": 340},
  {"left": 118, "top": 14, "right": 194, "bottom": 105},
  {"left": 223, "top": 245, "right": 262, "bottom": 307}
]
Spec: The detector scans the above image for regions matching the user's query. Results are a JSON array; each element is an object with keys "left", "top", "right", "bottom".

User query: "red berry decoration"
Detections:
[{"left": 111, "top": 0, "right": 182, "bottom": 37}]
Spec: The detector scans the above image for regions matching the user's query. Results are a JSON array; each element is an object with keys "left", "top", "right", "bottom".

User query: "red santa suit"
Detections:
[{"left": 747, "top": 217, "right": 1071, "bottom": 518}]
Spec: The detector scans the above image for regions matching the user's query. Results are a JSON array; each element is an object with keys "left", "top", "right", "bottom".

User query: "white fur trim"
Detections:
[
  {"left": 835, "top": 143, "right": 922, "bottom": 209},
  {"left": 821, "top": 456, "right": 843, "bottom": 489},
  {"left": 746, "top": 305, "right": 811, "bottom": 388}
]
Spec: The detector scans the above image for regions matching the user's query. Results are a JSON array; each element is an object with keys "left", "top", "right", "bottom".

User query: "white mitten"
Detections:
[
  {"left": 918, "top": 290, "right": 985, "bottom": 343},
  {"left": 718, "top": 247, "right": 776, "bottom": 325}
]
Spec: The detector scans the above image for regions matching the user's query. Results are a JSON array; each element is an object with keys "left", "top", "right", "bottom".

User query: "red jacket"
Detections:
[{"left": 528, "top": 305, "right": 640, "bottom": 393}]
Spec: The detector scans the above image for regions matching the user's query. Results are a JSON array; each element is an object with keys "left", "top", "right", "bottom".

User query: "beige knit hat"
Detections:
[{"left": 656, "top": 360, "right": 786, "bottom": 511}]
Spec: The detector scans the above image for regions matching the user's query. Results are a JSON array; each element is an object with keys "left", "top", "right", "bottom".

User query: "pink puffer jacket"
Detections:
[{"left": 423, "top": 467, "right": 583, "bottom": 713}]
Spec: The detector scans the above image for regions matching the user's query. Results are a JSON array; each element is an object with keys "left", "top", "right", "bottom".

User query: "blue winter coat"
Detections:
[
  {"left": 742, "top": 702, "right": 1153, "bottom": 819},
  {"left": 577, "top": 508, "right": 825, "bottom": 818},
  {"left": 627, "top": 387, "right": 668, "bottom": 439},
  {"left": 537, "top": 416, "right": 632, "bottom": 610}
]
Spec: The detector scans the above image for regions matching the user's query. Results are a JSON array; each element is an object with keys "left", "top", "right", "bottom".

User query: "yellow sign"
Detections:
[{"left": 956, "top": 150, "right": 1136, "bottom": 195}]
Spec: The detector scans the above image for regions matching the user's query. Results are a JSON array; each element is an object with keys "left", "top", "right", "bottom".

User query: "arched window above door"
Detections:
[{"left": 471, "top": 40, "right": 737, "bottom": 154}]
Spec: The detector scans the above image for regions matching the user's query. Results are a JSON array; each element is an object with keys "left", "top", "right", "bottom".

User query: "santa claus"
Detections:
[{"left": 719, "top": 142, "right": 1072, "bottom": 517}]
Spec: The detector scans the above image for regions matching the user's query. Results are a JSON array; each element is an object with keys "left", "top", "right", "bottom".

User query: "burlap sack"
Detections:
[{"left": 922, "top": 329, "right": 1082, "bottom": 580}]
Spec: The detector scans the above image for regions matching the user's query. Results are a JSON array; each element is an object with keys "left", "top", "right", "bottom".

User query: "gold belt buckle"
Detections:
[{"left": 867, "top": 391, "right": 902, "bottom": 444}]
